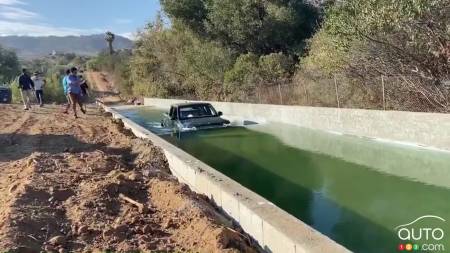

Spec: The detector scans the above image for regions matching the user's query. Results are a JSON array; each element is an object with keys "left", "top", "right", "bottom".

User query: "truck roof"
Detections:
[{"left": 172, "top": 102, "right": 212, "bottom": 108}]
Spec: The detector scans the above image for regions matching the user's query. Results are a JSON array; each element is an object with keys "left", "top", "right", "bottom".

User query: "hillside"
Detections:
[{"left": 0, "top": 34, "right": 133, "bottom": 59}]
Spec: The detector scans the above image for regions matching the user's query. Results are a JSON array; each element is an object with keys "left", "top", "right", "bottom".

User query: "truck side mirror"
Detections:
[{"left": 218, "top": 111, "right": 223, "bottom": 116}]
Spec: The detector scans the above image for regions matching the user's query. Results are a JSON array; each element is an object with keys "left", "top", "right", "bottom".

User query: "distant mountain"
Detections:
[{"left": 0, "top": 34, "right": 133, "bottom": 59}]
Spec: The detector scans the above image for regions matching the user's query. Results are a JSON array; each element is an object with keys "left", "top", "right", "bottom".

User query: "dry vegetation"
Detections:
[{"left": 88, "top": 0, "right": 449, "bottom": 112}]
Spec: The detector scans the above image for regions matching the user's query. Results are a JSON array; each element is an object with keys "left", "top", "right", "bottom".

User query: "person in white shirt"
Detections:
[{"left": 32, "top": 72, "right": 46, "bottom": 107}]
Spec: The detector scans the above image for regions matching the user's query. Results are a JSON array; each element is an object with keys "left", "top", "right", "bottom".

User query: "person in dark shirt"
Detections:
[
  {"left": 18, "top": 68, "right": 34, "bottom": 110},
  {"left": 79, "top": 75, "right": 89, "bottom": 112},
  {"left": 79, "top": 75, "right": 89, "bottom": 96}
]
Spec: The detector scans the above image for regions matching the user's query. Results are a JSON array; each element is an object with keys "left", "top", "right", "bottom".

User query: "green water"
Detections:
[{"left": 122, "top": 107, "right": 450, "bottom": 253}]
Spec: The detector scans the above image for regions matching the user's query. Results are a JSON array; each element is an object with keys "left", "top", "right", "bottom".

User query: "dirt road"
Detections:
[
  {"left": 85, "top": 71, "right": 122, "bottom": 104},
  {"left": 0, "top": 104, "right": 258, "bottom": 252}
]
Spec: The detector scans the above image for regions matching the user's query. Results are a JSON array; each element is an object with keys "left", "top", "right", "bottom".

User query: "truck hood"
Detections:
[{"left": 180, "top": 117, "right": 230, "bottom": 128}]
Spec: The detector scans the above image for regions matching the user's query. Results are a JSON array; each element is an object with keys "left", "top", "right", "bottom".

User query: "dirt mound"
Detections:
[
  {"left": 148, "top": 179, "right": 256, "bottom": 253},
  {"left": 0, "top": 105, "right": 259, "bottom": 253}
]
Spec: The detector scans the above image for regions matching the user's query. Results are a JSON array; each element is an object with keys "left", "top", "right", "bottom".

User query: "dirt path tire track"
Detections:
[
  {"left": 1, "top": 110, "right": 31, "bottom": 135},
  {"left": 86, "top": 71, "right": 122, "bottom": 104},
  {"left": 0, "top": 109, "right": 38, "bottom": 248},
  {"left": 85, "top": 71, "right": 113, "bottom": 93}
]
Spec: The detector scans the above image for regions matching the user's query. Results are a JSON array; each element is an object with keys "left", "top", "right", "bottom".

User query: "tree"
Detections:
[
  {"left": 127, "top": 0, "right": 320, "bottom": 103},
  {"left": 161, "top": 0, "right": 207, "bottom": 34},
  {"left": 105, "top": 31, "right": 116, "bottom": 55},
  {"left": 0, "top": 45, "right": 20, "bottom": 84},
  {"left": 161, "top": 0, "right": 319, "bottom": 55}
]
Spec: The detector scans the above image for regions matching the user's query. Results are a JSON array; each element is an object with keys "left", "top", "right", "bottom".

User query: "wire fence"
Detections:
[{"left": 249, "top": 74, "right": 449, "bottom": 112}]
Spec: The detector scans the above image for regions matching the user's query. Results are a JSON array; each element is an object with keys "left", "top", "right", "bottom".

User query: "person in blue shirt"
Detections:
[
  {"left": 18, "top": 68, "right": 34, "bottom": 110},
  {"left": 66, "top": 67, "right": 86, "bottom": 118},
  {"left": 62, "top": 69, "right": 71, "bottom": 114}
]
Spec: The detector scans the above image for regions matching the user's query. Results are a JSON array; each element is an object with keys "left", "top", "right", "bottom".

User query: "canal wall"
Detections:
[
  {"left": 103, "top": 105, "right": 351, "bottom": 253},
  {"left": 144, "top": 98, "right": 450, "bottom": 152}
]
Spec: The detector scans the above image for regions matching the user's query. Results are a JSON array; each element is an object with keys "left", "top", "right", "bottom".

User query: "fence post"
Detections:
[
  {"left": 257, "top": 87, "right": 261, "bottom": 104},
  {"left": 303, "top": 83, "right": 309, "bottom": 105},
  {"left": 278, "top": 83, "right": 283, "bottom": 105},
  {"left": 334, "top": 75, "right": 340, "bottom": 108},
  {"left": 381, "top": 75, "right": 386, "bottom": 110}
]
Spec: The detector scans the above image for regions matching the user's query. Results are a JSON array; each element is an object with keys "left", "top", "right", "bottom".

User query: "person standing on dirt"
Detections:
[
  {"left": 62, "top": 69, "right": 71, "bottom": 114},
  {"left": 31, "top": 72, "right": 46, "bottom": 107},
  {"left": 79, "top": 74, "right": 90, "bottom": 111},
  {"left": 18, "top": 68, "right": 34, "bottom": 110},
  {"left": 67, "top": 67, "right": 86, "bottom": 118}
]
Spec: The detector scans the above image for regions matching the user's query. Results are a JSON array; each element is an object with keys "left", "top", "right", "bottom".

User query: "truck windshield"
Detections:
[{"left": 179, "top": 104, "right": 217, "bottom": 120}]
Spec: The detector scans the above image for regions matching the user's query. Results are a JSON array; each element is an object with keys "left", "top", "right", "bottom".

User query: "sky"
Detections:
[{"left": 0, "top": 0, "right": 161, "bottom": 39}]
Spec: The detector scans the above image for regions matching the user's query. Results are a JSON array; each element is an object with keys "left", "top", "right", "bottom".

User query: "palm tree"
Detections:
[{"left": 105, "top": 31, "right": 115, "bottom": 55}]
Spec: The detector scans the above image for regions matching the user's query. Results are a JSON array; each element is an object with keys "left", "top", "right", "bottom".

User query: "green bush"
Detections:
[
  {"left": 10, "top": 79, "right": 21, "bottom": 103},
  {"left": 224, "top": 53, "right": 259, "bottom": 100},
  {"left": 223, "top": 52, "right": 294, "bottom": 101},
  {"left": 44, "top": 72, "right": 66, "bottom": 103},
  {"left": 0, "top": 45, "right": 20, "bottom": 84},
  {"left": 129, "top": 24, "right": 234, "bottom": 100}
]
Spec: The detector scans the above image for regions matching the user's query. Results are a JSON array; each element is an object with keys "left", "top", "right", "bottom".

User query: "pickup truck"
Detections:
[
  {"left": 0, "top": 86, "right": 12, "bottom": 104},
  {"left": 161, "top": 102, "right": 230, "bottom": 132}
]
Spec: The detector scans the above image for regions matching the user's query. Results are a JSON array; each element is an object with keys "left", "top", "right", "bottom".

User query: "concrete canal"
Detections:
[{"left": 120, "top": 106, "right": 450, "bottom": 253}]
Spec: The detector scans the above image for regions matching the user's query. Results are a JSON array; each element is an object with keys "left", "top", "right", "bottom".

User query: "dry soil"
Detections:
[{"left": 0, "top": 104, "right": 259, "bottom": 253}]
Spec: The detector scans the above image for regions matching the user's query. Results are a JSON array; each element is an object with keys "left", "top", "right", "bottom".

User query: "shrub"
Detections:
[
  {"left": 298, "top": 0, "right": 449, "bottom": 111},
  {"left": 0, "top": 45, "right": 20, "bottom": 84}
]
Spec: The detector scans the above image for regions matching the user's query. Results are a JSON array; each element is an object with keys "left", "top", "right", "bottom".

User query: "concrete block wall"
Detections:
[
  {"left": 144, "top": 98, "right": 450, "bottom": 152},
  {"left": 104, "top": 105, "right": 351, "bottom": 253}
]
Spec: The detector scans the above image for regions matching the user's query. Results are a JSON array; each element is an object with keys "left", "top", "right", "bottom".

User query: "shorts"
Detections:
[
  {"left": 80, "top": 94, "right": 89, "bottom": 103},
  {"left": 68, "top": 92, "right": 81, "bottom": 103}
]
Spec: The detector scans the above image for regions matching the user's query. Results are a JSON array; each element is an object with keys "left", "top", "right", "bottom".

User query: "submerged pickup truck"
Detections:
[{"left": 161, "top": 102, "right": 230, "bottom": 132}]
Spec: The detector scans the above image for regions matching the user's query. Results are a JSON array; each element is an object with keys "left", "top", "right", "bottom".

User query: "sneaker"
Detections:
[
  {"left": 81, "top": 108, "right": 86, "bottom": 114},
  {"left": 24, "top": 108, "right": 29, "bottom": 111}
]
